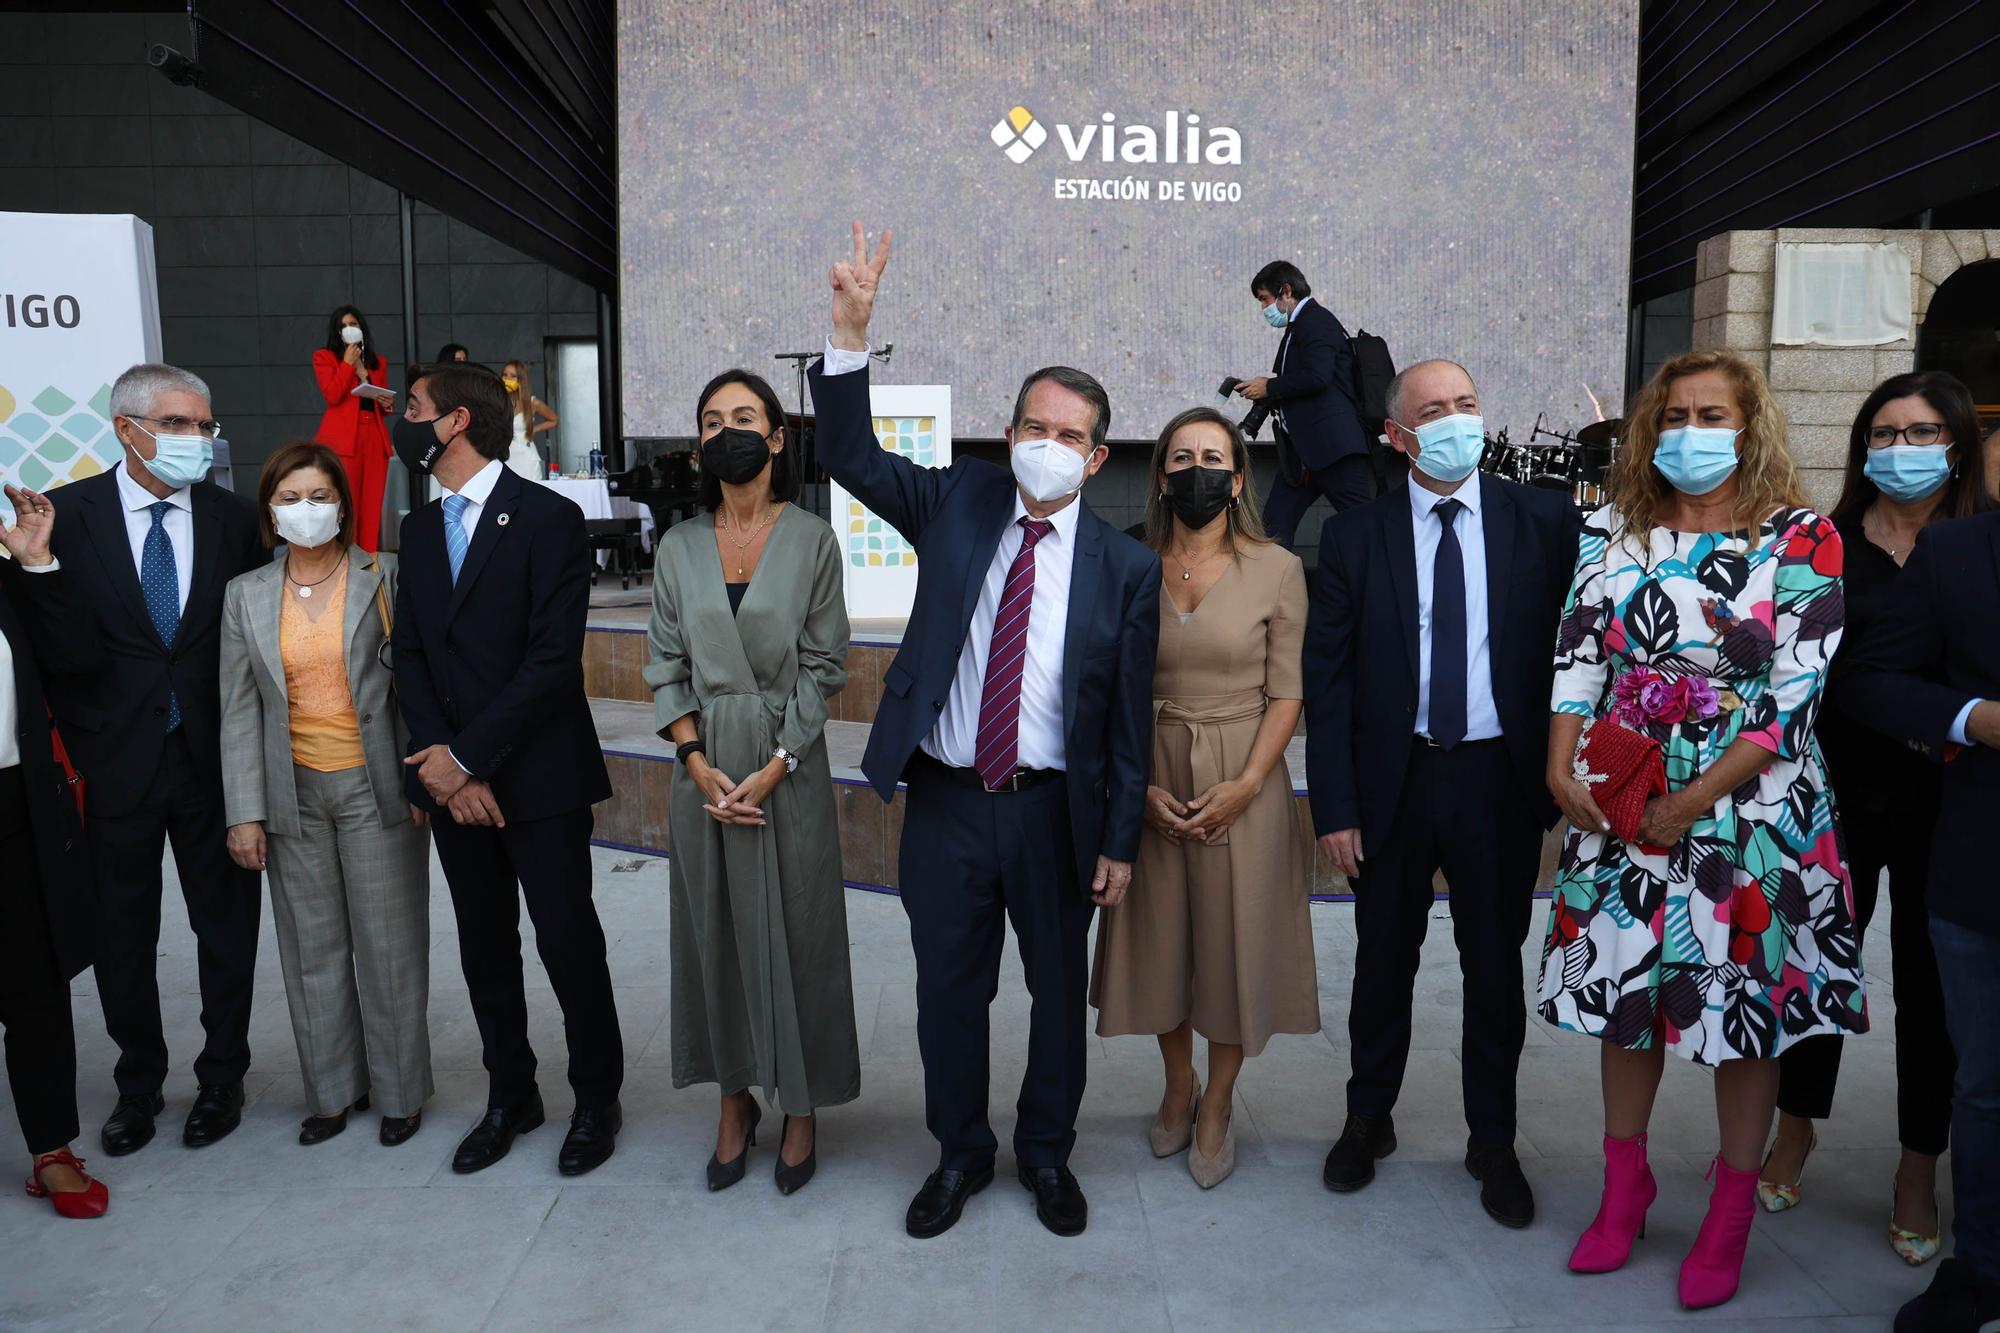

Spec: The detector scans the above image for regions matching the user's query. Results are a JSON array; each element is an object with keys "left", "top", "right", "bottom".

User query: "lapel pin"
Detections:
[{"left": 496, "top": 512, "right": 511, "bottom": 526}]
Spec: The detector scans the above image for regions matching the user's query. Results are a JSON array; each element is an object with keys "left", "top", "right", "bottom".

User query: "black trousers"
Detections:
[
  {"left": 1777, "top": 804, "right": 1955, "bottom": 1155},
  {"left": 0, "top": 765, "right": 81, "bottom": 1155},
  {"left": 1261, "top": 451, "right": 1376, "bottom": 552},
  {"left": 899, "top": 765, "right": 1094, "bottom": 1171},
  {"left": 1347, "top": 738, "right": 1540, "bottom": 1145},
  {"left": 432, "top": 808, "right": 623, "bottom": 1111},
  {"left": 90, "top": 729, "right": 261, "bottom": 1098}
]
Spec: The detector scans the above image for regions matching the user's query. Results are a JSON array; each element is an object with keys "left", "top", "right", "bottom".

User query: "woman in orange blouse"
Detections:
[
  {"left": 219, "top": 442, "right": 432, "bottom": 1147},
  {"left": 312, "top": 306, "right": 394, "bottom": 551}
]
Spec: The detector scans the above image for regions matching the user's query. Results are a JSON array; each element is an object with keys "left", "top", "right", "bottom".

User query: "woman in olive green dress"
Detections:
[{"left": 644, "top": 368, "right": 856, "bottom": 1196}]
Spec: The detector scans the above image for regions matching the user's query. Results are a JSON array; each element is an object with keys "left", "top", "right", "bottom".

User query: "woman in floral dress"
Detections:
[{"left": 1537, "top": 350, "right": 1867, "bottom": 1312}]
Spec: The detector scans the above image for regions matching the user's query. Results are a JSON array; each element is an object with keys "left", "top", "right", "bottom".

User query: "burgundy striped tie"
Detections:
[{"left": 973, "top": 517, "right": 1055, "bottom": 789}]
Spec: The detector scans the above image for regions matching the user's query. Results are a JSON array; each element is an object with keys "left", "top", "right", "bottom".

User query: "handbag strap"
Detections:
[{"left": 369, "top": 559, "right": 392, "bottom": 640}]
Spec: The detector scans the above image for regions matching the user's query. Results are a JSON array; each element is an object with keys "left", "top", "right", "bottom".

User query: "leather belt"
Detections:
[{"left": 909, "top": 750, "right": 1062, "bottom": 793}]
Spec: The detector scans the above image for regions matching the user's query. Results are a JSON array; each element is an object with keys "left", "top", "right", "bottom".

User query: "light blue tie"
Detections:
[
  {"left": 443, "top": 493, "right": 470, "bottom": 585},
  {"left": 140, "top": 500, "right": 183, "bottom": 731}
]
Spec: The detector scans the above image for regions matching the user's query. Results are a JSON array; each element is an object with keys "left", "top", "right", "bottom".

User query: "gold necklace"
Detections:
[
  {"left": 1169, "top": 542, "right": 1225, "bottom": 581},
  {"left": 719, "top": 505, "right": 778, "bottom": 577}
]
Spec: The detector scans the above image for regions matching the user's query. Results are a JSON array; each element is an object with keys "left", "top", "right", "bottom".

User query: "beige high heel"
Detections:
[
  {"left": 1187, "top": 1096, "right": 1235, "bottom": 1189},
  {"left": 1149, "top": 1079, "right": 1200, "bottom": 1158}
]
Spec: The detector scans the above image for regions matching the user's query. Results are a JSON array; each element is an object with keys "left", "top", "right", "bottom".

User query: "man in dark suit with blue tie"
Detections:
[
  {"left": 1304, "top": 359, "right": 1580, "bottom": 1229},
  {"left": 809, "top": 224, "right": 1159, "bottom": 1238},
  {"left": 1234, "top": 260, "right": 1376, "bottom": 550},
  {"left": 391, "top": 363, "right": 624, "bottom": 1177},
  {"left": 0, "top": 363, "right": 265, "bottom": 1156},
  {"left": 1838, "top": 511, "right": 2000, "bottom": 1333}
]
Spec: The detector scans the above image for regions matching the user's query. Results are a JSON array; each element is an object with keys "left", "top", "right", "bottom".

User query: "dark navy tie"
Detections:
[
  {"left": 141, "top": 500, "right": 182, "bottom": 731},
  {"left": 1428, "top": 498, "right": 1466, "bottom": 749}
]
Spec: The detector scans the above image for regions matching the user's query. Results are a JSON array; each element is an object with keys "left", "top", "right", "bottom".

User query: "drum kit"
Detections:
[{"left": 1480, "top": 412, "right": 1620, "bottom": 508}]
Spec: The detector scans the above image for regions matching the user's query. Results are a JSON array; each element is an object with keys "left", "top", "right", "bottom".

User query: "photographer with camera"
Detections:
[{"left": 1235, "top": 261, "right": 1374, "bottom": 550}]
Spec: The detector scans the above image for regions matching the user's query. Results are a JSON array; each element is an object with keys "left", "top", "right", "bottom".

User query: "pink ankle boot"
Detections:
[
  {"left": 1569, "top": 1133, "right": 1657, "bottom": 1274},
  {"left": 1679, "top": 1155, "right": 1760, "bottom": 1309}
]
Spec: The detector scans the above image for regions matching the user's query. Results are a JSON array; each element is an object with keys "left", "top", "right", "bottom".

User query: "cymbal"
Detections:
[{"left": 1576, "top": 418, "right": 1621, "bottom": 450}]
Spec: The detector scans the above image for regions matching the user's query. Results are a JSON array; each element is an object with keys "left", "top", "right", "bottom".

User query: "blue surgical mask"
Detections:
[
  {"left": 131, "top": 423, "right": 214, "bottom": 490},
  {"left": 1404, "top": 413, "right": 1485, "bottom": 484},
  {"left": 1653, "top": 425, "right": 1740, "bottom": 496},
  {"left": 1263, "top": 303, "right": 1288, "bottom": 329},
  {"left": 1863, "top": 444, "right": 1952, "bottom": 503}
]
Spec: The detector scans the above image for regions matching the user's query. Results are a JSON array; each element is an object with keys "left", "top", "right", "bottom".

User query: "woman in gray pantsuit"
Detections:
[
  {"left": 645, "top": 369, "right": 856, "bottom": 1196},
  {"left": 221, "top": 441, "right": 432, "bottom": 1147}
]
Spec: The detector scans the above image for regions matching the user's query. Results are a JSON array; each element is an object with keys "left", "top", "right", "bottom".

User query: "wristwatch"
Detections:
[{"left": 772, "top": 745, "right": 799, "bottom": 774}]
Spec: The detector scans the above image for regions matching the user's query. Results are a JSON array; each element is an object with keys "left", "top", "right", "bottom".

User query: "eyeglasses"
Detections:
[
  {"left": 1867, "top": 423, "right": 1948, "bottom": 447},
  {"left": 129, "top": 414, "right": 224, "bottom": 439}
]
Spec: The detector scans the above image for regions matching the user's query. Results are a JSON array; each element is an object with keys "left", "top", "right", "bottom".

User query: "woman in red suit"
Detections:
[{"left": 312, "top": 306, "right": 394, "bottom": 551}]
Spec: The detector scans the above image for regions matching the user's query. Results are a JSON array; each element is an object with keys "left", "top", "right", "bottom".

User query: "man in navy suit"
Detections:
[
  {"left": 391, "top": 363, "right": 623, "bottom": 1177},
  {"left": 0, "top": 363, "right": 266, "bottom": 1156},
  {"left": 1304, "top": 359, "right": 1580, "bottom": 1228},
  {"left": 810, "top": 224, "right": 1159, "bottom": 1239},
  {"left": 1839, "top": 512, "right": 2000, "bottom": 1332},
  {"left": 1234, "top": 260, "right": 1375, "bottom": 550}
]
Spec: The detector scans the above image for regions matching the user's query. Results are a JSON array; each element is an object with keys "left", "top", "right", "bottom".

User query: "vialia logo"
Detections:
[{"left": 990, "top": 106, "right": 1242, "bottom": 166}]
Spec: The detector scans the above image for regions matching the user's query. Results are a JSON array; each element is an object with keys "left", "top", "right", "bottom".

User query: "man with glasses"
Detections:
[{"left": 0, "top": 363, "right": 266, "bottom": 1154}]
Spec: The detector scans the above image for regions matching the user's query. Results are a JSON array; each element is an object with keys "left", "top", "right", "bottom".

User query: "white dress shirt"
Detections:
[
  {"left": 1949, "top": 699, "right": 1982, "bottom": 747},
  {"left": 0, "top": 623, "right": 16, "bottom": 767},
  {"left": 821, "top": 340, "right": 1076, "bottom": 771},
  {"left": 441, "top": 457, "right": 504, "bottom": 539},
  {"left": 1410, "top": 475, "right": 1502, "bottom": 742},
  {"left": 115, "top": 461, "right": 194, "bottom": 615}
]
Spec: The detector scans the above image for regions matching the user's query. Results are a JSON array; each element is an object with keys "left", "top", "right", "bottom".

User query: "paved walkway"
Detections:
[{"left": 0, "top": 847, "right": 1935, "bottom": 1330}]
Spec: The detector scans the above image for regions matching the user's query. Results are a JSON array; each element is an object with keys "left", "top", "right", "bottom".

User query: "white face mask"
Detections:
[
  {"left": 1010, "top": 436, "right": 1091, "bottom": 504},
  {"left": 271, "top": 499, "right": 342, "bottom": 550},
  {"left": 340, "top": 325, "right": 365, "bottom": 346}
]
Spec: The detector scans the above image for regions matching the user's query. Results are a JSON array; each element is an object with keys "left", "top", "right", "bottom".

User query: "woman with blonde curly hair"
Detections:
[{"left": 1537, "top": 349, "right": 1866, "bottom": 1310}]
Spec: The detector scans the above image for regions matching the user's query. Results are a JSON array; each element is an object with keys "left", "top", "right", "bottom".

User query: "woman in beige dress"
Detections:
[{"left": 1091, "top": 406, "right": 1319, "bottom": 1188}]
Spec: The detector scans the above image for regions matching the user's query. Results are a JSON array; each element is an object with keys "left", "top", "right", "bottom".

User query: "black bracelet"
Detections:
[{"left": 676, "top": 740, "right": 706, "bottom": 765}]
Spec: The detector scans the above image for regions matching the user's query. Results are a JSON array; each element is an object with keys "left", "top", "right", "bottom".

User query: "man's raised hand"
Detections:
[{"left": 830, "top": 220, "right": 891, "bottom": 352}]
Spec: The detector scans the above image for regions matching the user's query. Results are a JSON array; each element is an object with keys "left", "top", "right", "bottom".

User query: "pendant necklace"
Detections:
[
  {"left": 287, "top": 557, "right": 339, "bottom": 599},
  {"left": 721, "top": 505, "right": 778, "bottom": 578},
  {"left": 1171, "top": 544, "right": 1222, "bottom": 581}
]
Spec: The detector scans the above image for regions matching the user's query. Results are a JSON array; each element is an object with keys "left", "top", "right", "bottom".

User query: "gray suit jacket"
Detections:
[{"left": 220, "top": 545, "right": 411, "bottom": 836}]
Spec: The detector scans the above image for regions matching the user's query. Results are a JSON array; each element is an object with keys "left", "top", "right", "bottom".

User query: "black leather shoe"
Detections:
[
  {"left": 558, "top": 1102, "right": 622, "bottom": 1177},
  {"left": 774, "top": 1114, "right": 817, "bottom": 1196},
  {"left": 905, "top": 1164, "right": 994, "bottom": 1238},
  {"left": 1018, "top": 1164, "right": 1088, "bottom": 1237},
  {"left": 451, "top": 1095, "right": 546, "bottom": 1174},
  {"left": 1895, "top": 1259, "right": 2000, "bottom": 1333},
  {"left": 182, "top": 1082, "right": 245, "bottom": 1148},
  {"left": 707, "top": 1098, "right": 764, "bottom": 1192},
  {"left": 379, "top": 1110, "right": 423, "bottom": 1147},
  {"left": 100, "top": 1091, "right": 166, "bottom": 1157},
  {"left": 1323, "top": 1112, "right": 1396, "bottom": 1192},
  {"left": 1465, "top": 1142, "right": 1535, "bottom": 1228},
  {"left": 299, "top": 1094, "right": 370, "bottom": 1146}
]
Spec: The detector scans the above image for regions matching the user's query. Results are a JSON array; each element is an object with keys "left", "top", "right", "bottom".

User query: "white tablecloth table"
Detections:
[{"left": 539, "top": 476, "right": 655, "bottom": 551}]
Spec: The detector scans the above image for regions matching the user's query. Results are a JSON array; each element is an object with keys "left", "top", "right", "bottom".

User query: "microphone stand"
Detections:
[{"left": 773, "top": 342, "right": 894, "bottom": 519}]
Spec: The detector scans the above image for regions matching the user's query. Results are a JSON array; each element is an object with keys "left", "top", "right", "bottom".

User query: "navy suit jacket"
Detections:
[
  {"left": 1304, "top": 474, "right": 1581, "bottom": 852},
  {"left": 393, "top": 464, "right": 611, "bottom": 822},
  {"left": 1268, "top": 299, "right": 1369, "bottom": 470},
  {"left": 0, "top": 469, "right": 264, "bottom": 817},
  {"left": 1836, "top": 510, "right": 2000, "bottom": 936},
  {"left": 807, "top": 362, "right": 1160, "bottom": 888}
]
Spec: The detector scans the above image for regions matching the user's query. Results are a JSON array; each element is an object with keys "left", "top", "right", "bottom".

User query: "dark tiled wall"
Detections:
[{"left": 0, "top": 11, "right": 599, "bottom": 485}]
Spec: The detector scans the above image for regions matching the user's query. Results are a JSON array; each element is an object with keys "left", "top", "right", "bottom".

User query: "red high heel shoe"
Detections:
[{"left": 25, "top": 1148, "right": 109, "bottom": 1219}]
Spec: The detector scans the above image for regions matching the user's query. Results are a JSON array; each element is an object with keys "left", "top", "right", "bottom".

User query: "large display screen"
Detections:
[{"left": 619, "top": 2, "right": 1638, "bottom": 442}]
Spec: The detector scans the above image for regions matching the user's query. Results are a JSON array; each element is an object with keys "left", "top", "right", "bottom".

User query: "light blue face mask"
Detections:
[
  {"left": 1863, "top": 444, "right": 1952, "bottom": 503},
  {"left": 1653, "top": 425, "right": 1740, "bottom": 496},
  {"left": 1405, "top": 413, "right": 1485, "bottom": 484},
  {"left": 1262, "top": 302, "right": 1288, "bottom": 329},
  {"left": 131, "top": 422, "right": 215, "bottom": 490}
]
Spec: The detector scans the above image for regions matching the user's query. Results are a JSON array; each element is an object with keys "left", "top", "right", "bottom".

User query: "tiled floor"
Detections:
[{"left": 0, "top": 847, "right": 1935, "bottom": 1331}]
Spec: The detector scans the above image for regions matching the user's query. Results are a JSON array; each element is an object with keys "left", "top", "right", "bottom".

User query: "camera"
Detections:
[{"left": 1216, "top": 377, "right": 1272, "bottom": 439}]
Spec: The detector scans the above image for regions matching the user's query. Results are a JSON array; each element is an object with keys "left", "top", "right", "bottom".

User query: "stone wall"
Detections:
[{"left": 1691, "top": 227, "right": 2000, "bottom": 507}]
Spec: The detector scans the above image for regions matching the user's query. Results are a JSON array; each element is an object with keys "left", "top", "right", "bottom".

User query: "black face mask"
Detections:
[
  {"left": 392, "top": 413, "right": 448, "bottom": 475},
  {"left": 701, "top": 426, "right": 773, "bottom": 486},
  {"left": 1163, "top": 465, "right": 1236, "bottom": 530}
]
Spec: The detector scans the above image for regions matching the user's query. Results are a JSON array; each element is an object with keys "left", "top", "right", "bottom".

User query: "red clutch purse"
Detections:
[{"left": 1572, "top": 717, "right": 1666, "bottom": 843}]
